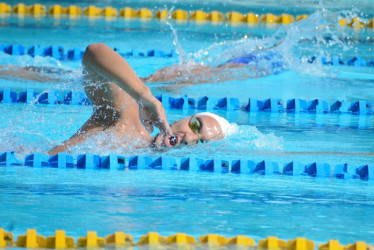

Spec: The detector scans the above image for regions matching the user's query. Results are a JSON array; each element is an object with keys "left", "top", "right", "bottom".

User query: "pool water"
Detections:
[
  {"left": 0, "top": 0, "right": 374, "bottom": 245},
  {"left": 1, "top": 168, "right": 373, "bottom": 245}
]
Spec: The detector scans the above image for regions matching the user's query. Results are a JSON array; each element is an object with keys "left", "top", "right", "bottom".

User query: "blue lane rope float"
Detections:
[
  {"left": 0, "top": 228, "right": 372, "bottom": 249},
  {"left": 0, "top": 89, "right": 92, "bottom": 105},
  {"left": 1, "top": 44, "right": 374, "bottom": 67},
  {"left": 0, "top": 151, "right": 373, "bottom": 180},
  {"left": 1, "top": 89, "right": 373, "bottom": 116},
  {"left": 0, "top": 44, "right": 176, "bottom": 60}
]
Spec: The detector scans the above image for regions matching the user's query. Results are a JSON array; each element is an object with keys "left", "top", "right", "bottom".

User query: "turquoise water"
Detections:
[{"left": 0, "top": 0, "right": 374, "bottom": 245}]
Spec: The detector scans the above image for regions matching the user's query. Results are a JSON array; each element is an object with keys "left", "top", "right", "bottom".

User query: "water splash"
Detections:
[
  {"left": 0, "top": 103, "right": 92, "bottom": 158},
  {"left": 164, "top": 6, "right": 189, "bottom": 64},
  {"left": 0, "top": 52, "right": 63, "bottom": 68},
  {"left": 165, "top": 8, "right": 362, "bottom": 79},
  {"left": 0, "top": 67, "right": 92, "bottom": 158}
]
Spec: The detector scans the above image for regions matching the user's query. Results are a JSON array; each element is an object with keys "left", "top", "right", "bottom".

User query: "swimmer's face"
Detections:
[{"left": 152, "top": 114, "right": 224, "bottom": 148}]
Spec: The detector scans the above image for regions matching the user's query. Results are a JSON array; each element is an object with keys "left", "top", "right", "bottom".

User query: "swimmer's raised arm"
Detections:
[
  {"left": 82, "top": 43, "right": 171, "bottom": 134},
  {"left": 49, "top": 43, "right": 173, "bottom": 155}
]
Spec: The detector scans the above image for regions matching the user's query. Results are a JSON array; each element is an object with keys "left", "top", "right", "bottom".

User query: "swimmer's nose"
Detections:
[{"left": 180, "top": 133, "right": 198, "bottom": 145}]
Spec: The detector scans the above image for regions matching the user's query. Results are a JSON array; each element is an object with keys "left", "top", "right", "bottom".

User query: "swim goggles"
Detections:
[{"left": 189, "top": 116, "right": 204, "bottom": 144}]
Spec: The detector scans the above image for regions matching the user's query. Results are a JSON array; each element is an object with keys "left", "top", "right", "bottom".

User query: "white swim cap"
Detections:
[{"left": 196, "top": 112, "right": 238, "bottom": 137}]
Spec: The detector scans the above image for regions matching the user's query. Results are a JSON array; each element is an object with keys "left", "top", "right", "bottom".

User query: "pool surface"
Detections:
[{"left": 1, "top": 168, "right": 373, "bottom": 245}]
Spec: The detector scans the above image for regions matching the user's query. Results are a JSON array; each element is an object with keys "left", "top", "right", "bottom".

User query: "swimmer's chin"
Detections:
[
  {"left": 149, "top": 134, "right": 168, "bottom": 151},
  {"left": 150, "top": 139, "right": 172, "bottom": 152}
]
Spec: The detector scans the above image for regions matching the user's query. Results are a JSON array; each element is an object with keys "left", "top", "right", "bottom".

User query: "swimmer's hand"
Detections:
[{"left": 138, "top": 91, "right": 172, "bottom": 136}]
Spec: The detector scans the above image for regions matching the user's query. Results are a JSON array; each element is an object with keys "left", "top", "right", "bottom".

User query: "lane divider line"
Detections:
[
  {"left": 0, "top": 3, "right": 373, "bottom": 29},
  {"left": 0, "top": 229, "right": 373, "bottom": 249},
  {"left": 1, "top": 44, "right": 374, "bottom": 68},
  {"left": 1, "top": 89, "right": 373, "bottom": 116},
  {"left": 0, "top": 152, "right": 373, "bottom": 180}
]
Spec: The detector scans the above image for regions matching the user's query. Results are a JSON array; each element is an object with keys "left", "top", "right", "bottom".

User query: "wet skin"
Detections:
[
  {"left": 47, "top": 43, "right": 227, "bottom": 155},
  {"left": 151, "top": 114, "right": 223, "bottom": 149}
]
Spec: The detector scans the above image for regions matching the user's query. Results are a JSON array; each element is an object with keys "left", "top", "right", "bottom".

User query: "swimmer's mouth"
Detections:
[
  {"left": 163, "top": 135, "right": 178, "bottom": 147},
  {"left": 151, "top": 134, "right": 179, "bottom": 149},
  {"left": 168, "top": 136, "right": 177, "bottom": 146}
]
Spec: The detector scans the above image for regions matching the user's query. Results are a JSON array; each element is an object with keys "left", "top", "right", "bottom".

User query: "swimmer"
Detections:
[
  {"left": 0, "top": 46, "right": 281, "bottom": 85},
  {"left": 48, "top": 43, "right": 235, "bottom": 155},
  {"left": 141, "top": 51, "right": 280, "bottom": 84},
  {"left": 0, "top": 65, "right": 69, "bottom": 83}
]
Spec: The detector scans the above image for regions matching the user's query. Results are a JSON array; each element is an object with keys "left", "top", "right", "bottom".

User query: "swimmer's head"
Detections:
[{"left": 152, "top": 112, "right": 236, "bottom": 148}]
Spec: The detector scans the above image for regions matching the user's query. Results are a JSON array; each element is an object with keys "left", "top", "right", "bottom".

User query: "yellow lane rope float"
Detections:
[
  {"left": 0, "top": 229, "right": 373, "bottom": 249},
  {"left": 0, "top": 3, "right": 373, "bottom": 28}
]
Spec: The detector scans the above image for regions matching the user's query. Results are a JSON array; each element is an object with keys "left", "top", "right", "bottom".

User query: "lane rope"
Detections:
[
  {"left": 0, "top": 151, "right": 373, "bottom": 180},
  {"left": 1, "top": 89, "right": 373, "bottom": 116},
  {"left": 1, "top": 229, "right": 372, "bottom": 249},
  {"left": 0, "top": 2, "right": 373, "bottom": 28},
  {"left": 1, "top": 44, "right": 374, "bottom": 68}
]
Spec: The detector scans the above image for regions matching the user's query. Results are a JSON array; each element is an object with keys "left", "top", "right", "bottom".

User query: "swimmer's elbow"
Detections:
[
  {"left": 85, "top": 43, "right": 107, "bottom": 54},
  {"left": 83, "top": 43, "right": 109, "bottom": 63}
]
